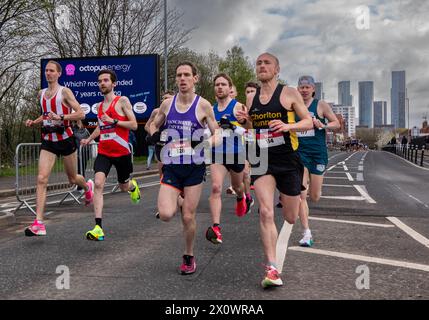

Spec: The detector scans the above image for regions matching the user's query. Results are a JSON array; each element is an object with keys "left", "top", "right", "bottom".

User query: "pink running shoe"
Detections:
[
  {"left": 85, "top": 179, "right": 94, "bottom": 206},
  {"left": 180, "top": 255, "right": 196, "bottom": 275},
  {"left": 24, "top": 220, "right": 46, "bottom": 237},
  {"left": 235, "top": 197, "right": 247, "bottom": 217},
  {"left": 206, "top": 225, "right": 222, "bottom": 244}
]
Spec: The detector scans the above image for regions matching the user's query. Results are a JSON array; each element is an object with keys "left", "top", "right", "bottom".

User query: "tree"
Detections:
[{"left": 219, "top": 46, "right": 256, "bottom": 104}]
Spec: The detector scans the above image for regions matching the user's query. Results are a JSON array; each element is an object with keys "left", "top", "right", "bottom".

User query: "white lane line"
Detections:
[
  {"left": 328, "top": 171, "right": 360, "bottom": 174},
  {"left": 309, "top": 216, "right": 394, "bottom": 228},
  {"left": 356, "top": 173, "right": 364, "bottom": 181},
  {"left": 383, "top": 151, "right": 429, "bottom": 171},
  {"left": 322, "top": 184, "right": 355, "bottom": 188},
  {"left": 358, "top": 166, "right": 364, "bottom": 171},
  {"left": 327, "top": 165, "right": 337, "bottom": 171},
  {"left": 387, "top": 217, "right": 429, "bottom": 249},
  {"left": 321, "top": 196, "right": 366, "bottom": 201},
  {"left": 345, "top": 173, "right": 354, "bottom": 181},
  {"left": 343, "top": 165, "right": 349, "bottom": 171},
  {"left": 354, "top": 185, "right": 376, "bottom": 203},
  {"left": 288, "top": 247, "right": 429, "bottom": 273},
  {"left": 276, "top": 221, "right": 294, "bottom": 274},
  {"left": 323, "top": 177, "right": 350, "bottom": 180}
]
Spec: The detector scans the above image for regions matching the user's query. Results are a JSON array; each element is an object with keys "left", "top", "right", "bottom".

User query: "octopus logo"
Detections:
[{"left": 65, "top": 64, "right": 75, "bottom": 76}]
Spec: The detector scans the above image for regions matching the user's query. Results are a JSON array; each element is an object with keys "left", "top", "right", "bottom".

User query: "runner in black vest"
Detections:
[{"left": 236, "top": 52, "right": 312, "bottom": 288}]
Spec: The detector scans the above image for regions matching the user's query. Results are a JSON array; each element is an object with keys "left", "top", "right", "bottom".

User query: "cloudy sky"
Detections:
[{"left": 169, "top": 0, "right": 429, "bottom": 128}]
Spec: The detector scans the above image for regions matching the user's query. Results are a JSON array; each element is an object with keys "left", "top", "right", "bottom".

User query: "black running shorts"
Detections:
[
  {"left": 41, "top": 137, "right": 77, "bottom": 157},
  {"left": 94, "top": 153, "right": 133, "bottom": 184}
]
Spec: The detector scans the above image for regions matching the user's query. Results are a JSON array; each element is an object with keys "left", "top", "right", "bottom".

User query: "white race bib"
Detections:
[
  {"left": 100, "top": 132, "right": 117, "bottom": 141},
  {"left": 297, "top": 129, "right": 315, "bottom": 138},
  {"left": 257, "top": 131, "right": 285, "bottom": 149},
  {"left": 169, "top": 140, "right": 194, "bottom": 157}
]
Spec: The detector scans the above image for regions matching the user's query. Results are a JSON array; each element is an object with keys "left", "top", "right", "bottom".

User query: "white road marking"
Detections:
[
  {"left": 276, "top": 221, "right": 294, "bottom": 274},
  {"left": 393, "top": 184, "right": 429, "bottom": 208},
  {"left": 345, "top": 173, "right": 354, "bottom": 181},
  {"left": 353, "top": 185, "right": 376, "bottom": 203},
  {"left": 383, "top": 151, "right": 429, "bottom": 171},
  {"left": 323, "top": 177, "right": 350, "bottom": 180},
  {"left": 321, "top": 195, "right": 366, "bottom": 201},
  {"left": 387, "top": 217, "right": 429, "bottom": 249},
  {"left": 322, "top": 184, "right": 355, "bottom": 188},
  {"left": 356, "top": 173, "right": 364, "bottom": 181},
  {"left": 343, "top": 165, "right": 349, "bottom": 171},
  {"left": 327, "top": 165, "right": 337, "bottom": 171},
  {"left": 289, "top": 247, "right": 429, "bottom": 272},
  {"left": 309, "top": 216, "right": 395, "bottom": 228},
  {"left": 358, "top": 166, "right": 364, "bottom": 171}
]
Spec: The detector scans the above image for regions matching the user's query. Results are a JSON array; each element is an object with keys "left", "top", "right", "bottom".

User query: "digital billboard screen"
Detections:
[{"left": 41, "top": 55, "right": 160, "bottom": 125}]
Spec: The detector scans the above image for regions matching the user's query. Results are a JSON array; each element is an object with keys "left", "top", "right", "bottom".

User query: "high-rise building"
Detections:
[
  {"left": 315, "top": 82, "right": 324, "bottom": 100},
  {"left": 391, "top": 70, "right": 406, "bottom": 128},
  {"left": 359, "top": 81, "right": 374, "bottom": 128},
  {"left": 331, "top": 104, "right": 356, "bottom": 137},
  {"left": 373, "top": 101, "right": 387, "bottom": 126},
  {"left": 338, "top": 81, "right": 353, "bottom": 106}
]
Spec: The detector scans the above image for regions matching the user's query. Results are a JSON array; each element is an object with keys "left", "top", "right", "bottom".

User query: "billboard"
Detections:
[{"left": 41, "top": 55, "right": 160, "bottom": 125}]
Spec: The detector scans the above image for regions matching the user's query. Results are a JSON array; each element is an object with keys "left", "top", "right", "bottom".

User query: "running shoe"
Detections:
[
  {"left": 261, "top": 265, "right": 283, "bottom": 288},
  {"left": 180, "top": 255, "right": 196, "bottom": 275},
  {"left": 85, "top": 179, "right": 94, "bottom": 206},
  {"left": 245, "top": 195, "right": 255, "bottom": 214},
  {"left": 86, "top": 225, "right": 105, "bottom": 241},
  {"left": 226, "top": 187, "right": 236, "bottom": 195},
  {"left": 235, "top": 197, "right": 247, "bottom": 217},
  {"left": 24, "top": 220, "right": 46, "bottom": 237},
  {"left": 299, "top": 232, "right": 314, "bottom": 247},
  {"left": 155, "top": 211, "right": 160, "bottom": 219},
  {"left": 206, "top": 225, "right": 222, "bottom": 244},
  {"left": 129, "top": 179, "right": 141, "bottom": 204}
]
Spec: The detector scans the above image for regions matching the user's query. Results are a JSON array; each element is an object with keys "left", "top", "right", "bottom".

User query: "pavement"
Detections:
[{"left": 0, "top": 151, "right": 428, "bottom": 301}]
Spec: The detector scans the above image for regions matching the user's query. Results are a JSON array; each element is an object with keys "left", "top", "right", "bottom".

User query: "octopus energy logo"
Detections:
[{"left": 65, "top": 64, "right": 76, "bottom": 76}]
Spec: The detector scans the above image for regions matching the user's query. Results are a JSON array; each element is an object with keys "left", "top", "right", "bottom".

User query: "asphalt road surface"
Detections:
[{"left": 0, "top": 151, "right": 428, "bottom": 301}]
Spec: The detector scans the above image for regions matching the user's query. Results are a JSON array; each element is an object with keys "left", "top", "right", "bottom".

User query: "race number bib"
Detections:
[
  {"left": 169, "top": 140, "right": 194, "bottom": 157},
  {"left": 42, "top": 112, "right": 61, "bottom": 127},
  {"left": 100, "top": 124, "right": 117, "bottom": 141},
  {"left": 297, "top": 129, "right": 315, "bottom": 138},
  {"left": 256, "top": 131, "right": 285, "bottom": 149}
]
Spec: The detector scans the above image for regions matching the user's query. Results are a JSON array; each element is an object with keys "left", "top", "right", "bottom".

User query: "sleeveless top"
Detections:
[
  {"left": 161, "top": 94, "right": 205, "bottom": 165},
  {"left": 249, "top": 84, "right": 298, "bottom": 157},
  {"left": 40, "top": 86, "right": 74, "bottom": 142},
  {"left": 97, "top": 96, "right": 130, "bottom": 157},
  {"left": 212, "top": 99, "right": 244, "bottom": 155},
  {"left": 295, "top": 99, "right": 327, "bottom": 155}
]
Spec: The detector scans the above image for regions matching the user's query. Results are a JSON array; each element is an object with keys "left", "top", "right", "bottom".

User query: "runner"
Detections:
[
  {"left": 80, "top": 69, "right": 140, "bottom": 241},
  {"left": 24, "top": 60, "right": 94, "bottom": 236},
  {"left": 236, "top": 53, "right": 313, "bottom": 288},
  {"left": 296, "top": 75, "right": 340, "bottom": 247},
  {"left": 147, "top": 61, "right": 220, "bottom": 275},
  {"left": 206, "top": 73, "right": 248, "bottom": 245}
]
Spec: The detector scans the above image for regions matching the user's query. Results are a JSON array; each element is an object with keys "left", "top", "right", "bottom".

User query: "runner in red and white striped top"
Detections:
[{"left": 24, "top": 60, "right": 95, "bottom": 237}]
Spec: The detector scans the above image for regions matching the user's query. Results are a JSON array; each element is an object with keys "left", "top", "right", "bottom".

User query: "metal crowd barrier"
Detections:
[
  {"left": 15, "top": 143, "right": 80, "bottom": 215},
  {"left": 14, "top": 142, "right": 134, "bottom": 215}
]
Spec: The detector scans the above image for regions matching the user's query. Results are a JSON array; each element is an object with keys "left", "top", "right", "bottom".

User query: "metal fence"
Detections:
[
  {"left": 14, "top": 142, "right": 134, "bottom": 215},
  {"left": 383, "top": 143, "right": 429, "bottom": 168}
]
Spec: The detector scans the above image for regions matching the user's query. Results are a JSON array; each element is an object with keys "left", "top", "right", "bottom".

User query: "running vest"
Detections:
[
  {"left": 295, "top": 99, "right": 327, "bottom": 154},
  {"left": 97, "top": 96, "right": 131, "bottom": 157},
  {"left": 162, "top": 94, "right": 205, "bottom": 165},
  {"left": 40, "top": 86, "right": 74, "bottom": 142},
  {"left": 212, "top": 99, "right": 244, "bottom": 154},
  {"left": 249, "top": 84, "right": 298, "bottom": 155}
]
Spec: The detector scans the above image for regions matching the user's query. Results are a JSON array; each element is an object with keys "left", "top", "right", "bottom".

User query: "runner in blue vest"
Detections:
[
  {"left": 296, "top": 75, "right": 340, "bottom": 247},
  {"left": 206, "top": 73, "right": 248, "bottom": 245}
]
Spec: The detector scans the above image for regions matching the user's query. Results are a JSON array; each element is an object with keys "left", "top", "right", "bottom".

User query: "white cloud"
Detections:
[{"left": 169, "top": 0, "right": 429, "bottom": 127}]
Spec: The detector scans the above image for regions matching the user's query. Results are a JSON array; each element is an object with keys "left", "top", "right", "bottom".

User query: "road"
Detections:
[{"left": 0, "top": 150, "right": 428, "bottom": 301}]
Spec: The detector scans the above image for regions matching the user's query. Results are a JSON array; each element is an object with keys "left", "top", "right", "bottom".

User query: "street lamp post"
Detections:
[{"left": 164, "top": 0, "right": 168, "bottom": 93}]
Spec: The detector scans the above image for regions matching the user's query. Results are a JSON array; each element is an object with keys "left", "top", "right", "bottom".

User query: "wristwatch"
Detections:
[{"left": 60, "top": 114, "right": 64, "bottom": 121}]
